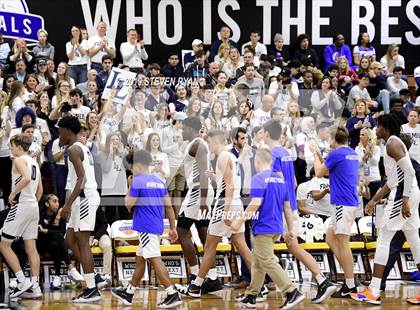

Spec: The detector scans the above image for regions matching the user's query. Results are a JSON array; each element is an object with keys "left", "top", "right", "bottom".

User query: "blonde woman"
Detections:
[
  {"left": 8, "top": 38, "right": 33, "bottom": 72},
  {"left": 205, "top": 101, "right": 231, "bottom": 138},
  {"left": 346, "top": 100, "right": 375, "bottom": 149},
  {"left": 0, "top": 89, "right": 12, "bottom": 206},
  {"left": 56, "top": 62, "right": 76, "bottom": 89},
  {"left": 222, "top": 47, "right": 243, "bottom": 81},
  {"left": 380, "top": 44, "right": 405, "bottom": 76},
  {"left": 355, "top": 128, "right": 381, "bottom": 202},
  {"left": 214, "top": 43, "right": 230, "bottom": 64},
  {"left": 50, "top": 80, "right": 70, "bottom": 110},
  {"left": 5, "top": 80, "right": 25, "bottom": 128}
]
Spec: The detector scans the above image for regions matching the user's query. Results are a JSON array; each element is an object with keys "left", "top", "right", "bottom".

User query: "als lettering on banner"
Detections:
[
  {"left": 102, "top": 67, "right": 137, "bottom": 105},
  {"left": 0, "top": 0, "right": 44, "bottom": 41},
  {"left": 334, "top": 253, "right": 365, "bottom": 274},
  {"left": 199, "top": 255, "right": 232, "bottom": 277},
  {"left": 369, "top": 259, "right": 401, "bottom": 280},
  {"left": 117, "top": 257, "right": 149, "bottom": 282}
]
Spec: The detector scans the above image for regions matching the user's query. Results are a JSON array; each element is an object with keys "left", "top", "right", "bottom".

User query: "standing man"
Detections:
[
  {"left": 120, "top": 29, "right": 148, "bottom": 74},
  {"left": 310, "top": 126, "right": 359, "bottom": 297},
  {"left": 230, "top": 148, "right": 305, "bottom": 309},
  {"left": 175, "top": 117, "right": 221, "bottom": 292},
  {"left": 111, "top": 150, "right": 182, "bottom": 308},
  {"left": 88, "top": 22, "right": 116, "bottom": 72},
  {"left": 235, "top": 64, "right": 265, "bottom": 110},
  {"left": 210, "top": 26, "right": 237, "bottom": 62},
  {"left": 187, "top": 130, "right": 253, "bottom": 297},
  {"left": 241, "top": 31, "right": 267, "bottom": 59},
  {"left": 95, "top": 55, "right": 113, "bottom": 93},
  {"left": 0, "top": 134, "right": 42, "bottom": 298},
  {"left": 58, "top": 116, "right": 101, "bottom": 303},
  {"left": 351, "top": 114, "right": 420, "bottom": 305},
  {"left": 264, "top": 120, "right": 336, "bottom": 303}
]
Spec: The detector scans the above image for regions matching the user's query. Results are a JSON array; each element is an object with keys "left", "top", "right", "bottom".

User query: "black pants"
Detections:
[
  {"left": 0, "top": 156, "right": 12, "bottom": 207},
  {"left": 239, "top": 196, "right": 252, "bottom": 282},
  {"left": 37, "top": 231, "right": 70, "bottom": 276}
]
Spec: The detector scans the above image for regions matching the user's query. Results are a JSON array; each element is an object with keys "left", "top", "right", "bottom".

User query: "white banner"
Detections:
[{"left": 102, "top": 67, "right": 136, "bottom": 105}]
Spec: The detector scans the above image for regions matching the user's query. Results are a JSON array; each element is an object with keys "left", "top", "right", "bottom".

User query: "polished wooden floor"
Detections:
[{"left": 7, "top": 282, "right": 420, "bottom": 310}]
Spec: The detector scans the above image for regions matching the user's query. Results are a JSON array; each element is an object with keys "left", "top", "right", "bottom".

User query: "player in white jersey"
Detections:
[
  {"left": 0, "top": 134, "right": 43, "bottom": 298},
  {"left": 175, "top": 117, "right": 222, "bottom": 293},
  {"left": 351, "top": 114, "right": 420, "bottom": 305},
  {"left": 58, "top": 116, "right": 101, "bottom": 303},
  {"left": 187, "top": 130, "right": 253, "bottom": 298}
]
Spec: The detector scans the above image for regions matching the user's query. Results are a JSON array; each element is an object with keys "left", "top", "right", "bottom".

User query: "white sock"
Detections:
[
  {"left": 345, "top": 278, "right": 355, "bottom": 289},
  {"left": 369, "top": 277, "right": 381, "bottom": 296},
  {"left": 31, "top": 276, "right": 39, "bottom": 288},
  {"left": 15, "top": 271, "right": 25, "bottom": 283},
  {"left": 208, "top": 268, "right": 218, "bottom": 280},
  {"left": 126, "top": 284, "right": 137, "bottom": 294},
  {"left": 315, "top": 273, "right": 326, "bottom": 285},
  {"left": 165, "top": 285, "right": 176, "bottom": 295},
  {"left": 190, "top": 265, "right": 199, "bottom": 276},
  {"left": 84, "top": 273, "right": 95, "bottom": 289},
  {"left": 193, "top": 276, "right": 204, "bottom": 286}
]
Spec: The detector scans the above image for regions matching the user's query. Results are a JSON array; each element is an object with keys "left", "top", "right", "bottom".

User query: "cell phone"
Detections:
[{"left": 137, "top": 34, "right": 142, "bottom": 41}]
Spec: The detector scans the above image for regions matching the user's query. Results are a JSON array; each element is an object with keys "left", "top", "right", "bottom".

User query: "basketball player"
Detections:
[
  {"left": 0, "top": 134, "right": 42, "bottom": 298},
  {"left": 263, "top": 120, "right": 336, "bottom": 303},
  {"left": 111, "top": 150, "right": 182, "bottom": 308},
  {"left": 309, "top": 126, "right": 359, "bottom": 297},
  {"left": 175, "top": 117, "right": 222, "bottom": 293},
  {"left": 187, "top": 130, "right": 253, "bottom": 298},
  {"left": 350, "top": 114, "right": 420, "bottom": 305},
  {"left": 231, "top": 148, "right": 305, "bottom": 309},
  {"left": 58, "top": 116, "right": 101, "bottom": 303}
]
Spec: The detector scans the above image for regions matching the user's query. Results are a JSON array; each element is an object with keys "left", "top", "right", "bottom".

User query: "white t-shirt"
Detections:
[
  {"left": 355, "top": 144, "right": 382, "bottom": 182},
  {"left": 308, "top": 177, "right": 331, "bottom": 217},
  {"left": 52, "top": 138, "right": 65, "bottom": 165},
  {"left": 71, "top": 105, "right": 91, "bottom": 120},
  {"left": 10, "top": 128, "right": 42, "bottom": 147},
  {"left": 353, "top": 45, "right": 376, "bottom": 60},
  {"left": 252, "top": 108, "right": 271, "bottom": 127},
  {"left": 268, "top": 81, "right": 299, "bottom": 111},
  {"left": 380, "top": 55, "right": 405, "bottom": 73},
  {"left": 402, "top": 123, "right": 420, "bottom": 163},
  {"left": 241, "top": 42, "right": 267, "bottom": 58},
  {"left": 11, "top": 97, "right": 25, "bottom": 128},
  {"left": 88, "top": 35, "right": 116, "bottom": 63},
  {"left": 66, "top": 40, "right": 89, "bottom": 65},
  {"left": 296, "top": 180, "right": 314, "bottom": 210}
]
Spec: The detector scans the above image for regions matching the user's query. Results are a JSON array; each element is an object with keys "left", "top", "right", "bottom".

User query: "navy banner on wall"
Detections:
[{"left": 1, "top": 0, "right": 419, "bottom": 71}]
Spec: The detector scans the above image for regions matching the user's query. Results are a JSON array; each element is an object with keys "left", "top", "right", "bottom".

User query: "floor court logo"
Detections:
[{"left": 0, "top": 0, "right": 44, "bottom": 41}]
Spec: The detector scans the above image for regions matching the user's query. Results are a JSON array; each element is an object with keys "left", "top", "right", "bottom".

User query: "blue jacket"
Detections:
[{"left": 323, "top": 44, "right": 352, "bottom": 73}]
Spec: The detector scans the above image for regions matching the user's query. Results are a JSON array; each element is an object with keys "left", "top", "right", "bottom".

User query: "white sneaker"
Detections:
[
  {"left": 68, "top": 268, "right": 84, "bottom": 282},
  {"left": 20, "top": 286, "right": 42, "bottom": 299},
  {"left": 9, "top": 278, "right": 33, "bottom": 298},
  {"left": 9, "top": 278, "right": 18, "bottom": 290},
  {"left": 51, "top": 276, "right": 62, "bottom": 290}
]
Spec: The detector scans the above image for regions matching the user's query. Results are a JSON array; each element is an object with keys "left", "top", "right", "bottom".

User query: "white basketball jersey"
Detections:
[
  {"left": 184, "top": 138, "right": 211, "bottom": 189},
  {"left": 384, "top": 135, "right": 418, "bottom": 190},
  {"left": 67, "top": 142, "right": 98, "bottom": 193},
  {"left": 12, "top": 154, "right": 40, "bottom": 204},
  {"left": 215, "top": 151, "right": 241, "bottom": 200}
]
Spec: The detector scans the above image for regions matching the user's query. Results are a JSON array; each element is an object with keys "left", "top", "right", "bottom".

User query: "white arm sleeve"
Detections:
[{"left": 397, "top": 156, "right": 416, "bottom": 197}]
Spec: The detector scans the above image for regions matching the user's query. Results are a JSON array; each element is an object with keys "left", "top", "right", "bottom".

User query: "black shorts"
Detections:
[{"left": 177, "top": 214, "right": 209, "bottom": 230}]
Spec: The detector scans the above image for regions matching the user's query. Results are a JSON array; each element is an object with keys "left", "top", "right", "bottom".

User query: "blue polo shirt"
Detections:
[
  {"left": 129, "top": 173, "right": 168, "bottom": 234},
  {"left": 325, "top": 146, "right": 359, "bottom": 207},
  {"left": 250, "top": 170, "right": 289, "bottom": 235}
]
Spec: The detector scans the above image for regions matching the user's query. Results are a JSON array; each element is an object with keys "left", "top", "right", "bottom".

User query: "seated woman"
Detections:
[
  {"left": 353, "top": 32, "right": 376, "bottom": 70},
  {"left": 37, "top": 194, "right": 83, "bottom": 289},
  {"left": 337, "top": 56, "right": 359, "bottom": 95},
  {"left": 345, "top": 100, "right": 375, "bottom": 149},
  {"left": 380, "top": 43, "right": 405, "bottom": 76},
  {"left": 310, "top": 76, "right": 342, "bottom": 125}
]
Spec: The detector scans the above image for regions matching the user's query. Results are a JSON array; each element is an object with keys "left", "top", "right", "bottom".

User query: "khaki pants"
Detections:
[
  {"left": 90, "top": 235, "right": 113, "bottom": 275},
  {"left": 245, "top": 234, "right": 295, "bottom": 295}
]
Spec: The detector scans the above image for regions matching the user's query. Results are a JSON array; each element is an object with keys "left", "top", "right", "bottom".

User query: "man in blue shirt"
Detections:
[
  {"left": 323, "top": 34, "right": 352, "bottom": 73},
  {"left": 230, "top": 148, "right": 305, "bottom": 309},
  {"left": 111, "top": 150, "right": 182, "bottom": 308},
  {"left": 263, "top": 120, "right": 335, "bottom": 303},
  {"left": 310, "top": 126, "right": 359, "bottom": 297}
]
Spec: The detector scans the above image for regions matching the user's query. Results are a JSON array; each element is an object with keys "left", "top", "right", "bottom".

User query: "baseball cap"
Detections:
[
  {"left": 173, "top": 112, "right": 187, "bottom": 121},
  {"left": 37, "top": 58, "right": 47, "bottom": 65},
  {"left": 192, "top": 39, "right": 203, "bottom": 46}
]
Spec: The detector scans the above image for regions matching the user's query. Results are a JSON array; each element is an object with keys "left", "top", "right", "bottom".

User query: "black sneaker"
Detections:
[
  {"left": 111, "top": 286, "right": 133, "bottom": 306},
  {"left": 281, "top": 288, "right": 305, "bottom": 309},
  {"left": 239, "top": 294, "right": 256, "bottom": 308},
  {"left": 95, "top": 274, "right": 111, "bottom": 290},
  {"left": 157, "top": 291, "right": 182, "bottom": 308},
  {"left": 236, "top": 292, "right": 266, "bottom": 303},
  {"left": 311, "top": 279, "right": 337, "bottom": 303},
  {"left": 201, "top": 278, "right": 224, "bottom": 293},
  {"left": 331, "top": 283, "right": 357, "bottom": 298},
  {"left": 187, "top": 283, "right": 201, "bottom": 298},
  {"left": 175, "top": 274, "right": 197, "bottom": 295},
  {"left": 72, "top": 287, "right": 101, "bottom": 303}
]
